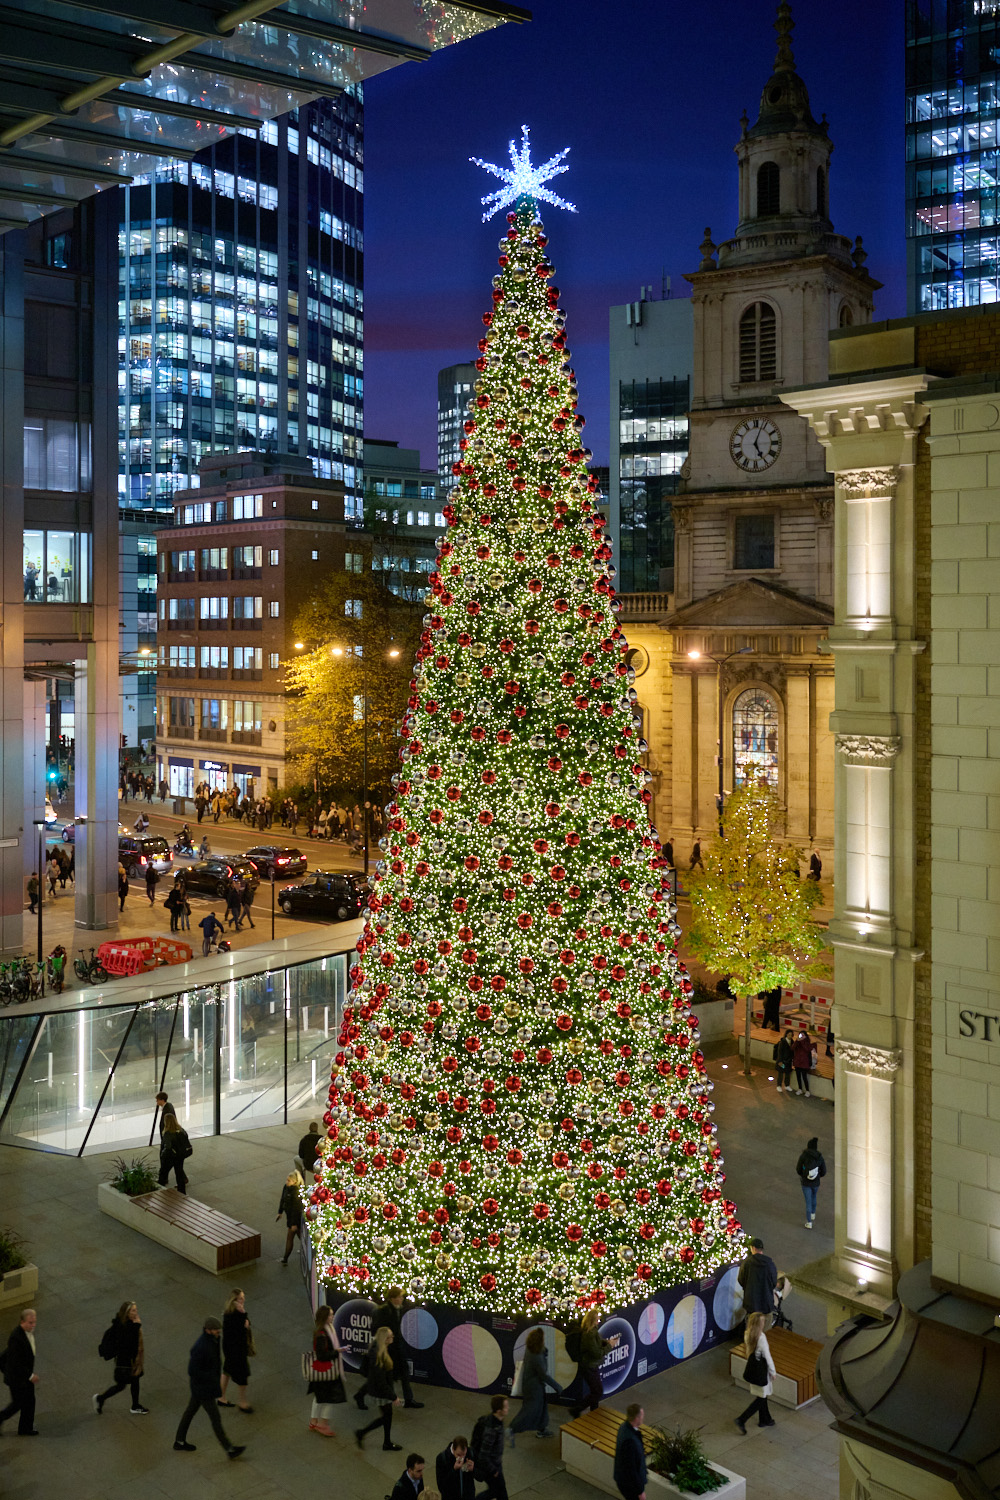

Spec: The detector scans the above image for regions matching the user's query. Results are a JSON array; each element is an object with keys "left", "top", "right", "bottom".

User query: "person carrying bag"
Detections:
[{"left": 305, "top": 1305, "right": 345, "bottom": 1437}]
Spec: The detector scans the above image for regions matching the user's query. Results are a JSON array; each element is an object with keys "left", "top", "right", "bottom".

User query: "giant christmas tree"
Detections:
[{"left": 307, "top": 131, "right": 742, "bottom": 1316}]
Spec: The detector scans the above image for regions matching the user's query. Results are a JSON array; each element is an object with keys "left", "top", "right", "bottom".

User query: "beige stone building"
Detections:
[
  {"left": 620, "top": 10, "right": 877, "bottom": 861},
  {"left": 782, "top": 303, "right": 1000, "bottom": 1500}
]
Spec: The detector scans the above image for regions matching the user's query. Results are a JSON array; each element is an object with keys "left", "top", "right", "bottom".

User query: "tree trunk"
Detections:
[{"left": 743, "top": 991, "right": 753, "bottom": 1078}]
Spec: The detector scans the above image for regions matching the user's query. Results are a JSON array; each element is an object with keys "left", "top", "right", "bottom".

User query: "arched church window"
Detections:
[
  {"left": 756, "top": 161, "right": 780, "bottom": 216},
  {"left": 739, "top": 302, "right": 777, "bottom": 383},
  {"left": 816, "top": 165, "right": 827, "bottom": 217},
  {"left": 732, "top": 687, "right": 779, "bottom": 789},
  {"left": 838, "top": 303, "right": 854, "bottom": 327}
]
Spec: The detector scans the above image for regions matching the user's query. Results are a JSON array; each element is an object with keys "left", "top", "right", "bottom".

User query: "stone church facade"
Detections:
[{"left": 620, "top": 5, "right": 879, "bottom": 860}]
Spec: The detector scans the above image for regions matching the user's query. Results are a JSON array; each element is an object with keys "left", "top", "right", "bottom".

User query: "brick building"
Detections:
[{"left": 156, "top": 450, "right": 355, "bottom": 800}]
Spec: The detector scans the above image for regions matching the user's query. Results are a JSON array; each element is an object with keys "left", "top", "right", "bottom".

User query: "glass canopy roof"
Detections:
[{"left": 0, "top": 0, "right": 528, "bottom": 231}]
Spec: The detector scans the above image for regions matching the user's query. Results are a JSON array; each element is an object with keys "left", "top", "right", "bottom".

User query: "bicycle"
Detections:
[{"left": 74, "top": 948, "right": 109, "bottom": 985}]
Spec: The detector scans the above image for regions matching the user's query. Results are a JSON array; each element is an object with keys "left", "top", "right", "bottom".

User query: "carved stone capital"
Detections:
[
  {"left": 837, "top": 1040, "right": 902, "bottom": 1079},
  {"left": 839, "top": 466, "right": 898, "bottom": 500},
  {"left": 836, "top": 733, "right": 902, "bottom": 766},
  {"left": 673, "top": 508, "right": 694, "bottom": 535}
]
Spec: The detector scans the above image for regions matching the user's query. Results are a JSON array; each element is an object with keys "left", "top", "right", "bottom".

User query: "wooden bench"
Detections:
[
  {"left": 98, "top": 1184, "right": 261, "bottom": 1273},
  {"left": 560, "top": 1405, "right": 746, "bottom": 1499},
  {"left": 729, "top": 1324, "right": 822, "bottom": 1409}
]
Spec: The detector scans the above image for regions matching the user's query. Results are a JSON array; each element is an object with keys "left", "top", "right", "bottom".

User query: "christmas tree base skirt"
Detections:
[{"left": 322, "top": 1261, "right": 745, "bottom": 1395}]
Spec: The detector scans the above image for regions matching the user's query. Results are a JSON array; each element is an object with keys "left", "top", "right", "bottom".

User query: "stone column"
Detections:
[
  {"left": 836, "top": 1040, "right": 903, "bottom": 1289},
  {"left": 670, "top": 669, "right": 694, "bottom": 842},
  {"left": 784, "top": 669, "right": 811, "bottom": 843},
  {"left": 22, "top": 679, "right": 46, "bottom": 885},
  {"left": 695, "top": 668, "right": 717, "bottom": 833},
  {"left": 74, "top": 641, "right": 120, "bottom": 932},
  {"left": 0, "top": 235, "right": 26, "bottom": 955}
]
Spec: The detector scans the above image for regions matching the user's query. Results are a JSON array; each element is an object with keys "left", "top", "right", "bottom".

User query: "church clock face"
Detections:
[{"left": 729, "top": 417, "right": 782, "bottom": 473}]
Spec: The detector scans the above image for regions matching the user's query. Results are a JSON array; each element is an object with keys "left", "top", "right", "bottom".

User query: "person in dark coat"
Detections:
[
  {"left": 145, "top": 864, "right": 159, "bottom": 905},
  {"left": 276, "top": 1171, "right": 303, "bottom": 1266},
  {"left": 688, "top": 841, "right": 704, "bottom": 871},
  {"left": 471, "top": 1395, "right": 509, "bottom": 1500},
  {"left": 219, "top": 1288, "right": 253, "bottom": 1411},
  {"left": 158, "top": 1112, "right": 191, "bottom": 1192},
  {"left": 570, "top": 1308, "right": 620, "bottom": 1418},
  {"left": 738, "top": 1239, "right": 777, "bottom": 1315},
  {"left": 0, "top": 1309, "right": 39, "bottom": 1435},
  {"left": 165, "top": 883, "right": 184, "bottom": 933},
  {"left": 509, "top": 1327, "right": 562, "bottom": 1442},
  {"left": 791, "top": 1028, "right": 815, "bottom": 1096},
  {"left": 390, "top": 1454, "right": 426, "bottom": 1500},
  {"left": 356, "top": 1288, "right": 423, "bottom": 1409},
  {"left": 173, "top": 1316, "right": 244, "bottom": 1458},
  {"left": 613, "top": 1404, "right": 647, "bottom": 1500},
  {"left": 354, "top": 1326, "right": 401, "bottom": 1451},
  {"left": 796, "top": 1136, "right": 827, "bottom": 1229},
  {"left": 307, "top": 1304, "right": 341, "bottom": 1438},
  {"left": 773, "top": 1029, "right": 794, "bottom": 1093},
  {"left": 155, "top": 1091, "right": 176, "bottom": 1137},
  {"left": 808, "top": 850, "right": 822, "bottom": 882},
  {"left": 435, "top": 1435, "right": 477, "bottom": 1500},
  {"left": 118, "top": 869, "right": 128, "bottom": 911},
  {"left": 297, "top": 1122, "right": 321, "bottom": 1169},
  {"left": 93, "top": 1300, "right": 147, "bottom": 1414},
  {"left": 761, "top": 984, "right": 783, "bottom": 1031}
]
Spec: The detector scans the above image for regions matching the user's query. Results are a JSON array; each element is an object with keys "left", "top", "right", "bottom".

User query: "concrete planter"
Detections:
[
  {"left": 561, "top": 1427, "right": 745, "bottom": 1500},
  {"left": 692, "top": 997, "right": 734, "bottom": 1042},
  {"left": 0, "top": 1261, "right": 39, "bottom": 1311}
]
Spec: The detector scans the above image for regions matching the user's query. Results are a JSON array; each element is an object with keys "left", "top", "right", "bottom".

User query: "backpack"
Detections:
[
  {"left": 99, "top": 1322, "right": 117, "bottom": 1361},
  {"left": 471, "top": 1413, "right": 489, "bottom": 1466},
  {"left": 564, "top": 1323, "right": 583, "bottom": 1363}
]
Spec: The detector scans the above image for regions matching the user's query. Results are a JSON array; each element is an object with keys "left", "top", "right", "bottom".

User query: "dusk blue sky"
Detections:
[{"left": 362, "top": 0, "right": 904, "bottom": 468}]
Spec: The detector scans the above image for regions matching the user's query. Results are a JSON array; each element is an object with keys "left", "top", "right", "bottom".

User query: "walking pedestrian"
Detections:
[
  {"left": 688, "top": 840, "right": 704, "bottom": 872},
  {"left": 354, "top": 1326, "right": 402, "bottom": 1451},
  {"left": 172, "top": 1316, "right": 244, "bottom": 1459},
  {"left": 808, "top": 849, "right": 822, "bottom": 882},
  {"left": 791, "top": 1027, "right": 814, "bottom": 1096},
  {"left": 176, "top": 874, "right": 191, "bottom": 932},
  {"left": 145, "top": 864, "right": 160, "bottom": 906},
  {"left": 158, "top": 1112, "right": 192, "bottom": 1193},
  {"left": 509, "top": 1327, "right": 562, "bottom": 1443},
  {"left": 296, "top": 1120, "right": 321, "bottom": 1173},
  {"left": 200, "top": 911, "right": 224, "bottom": 955},
  {"left": 435, "top": 1435, "right": 477, "bottom": 1500},
  {"left": 734, "top": 1312, "right": 776, "bottom": 1433},
  {"left": 773, "top": 1029, "right": 794, "bottom": 1093},
  {"left": 471, "top": 1396, "right": 509, "bottom": 1500},
  {"left": 46, "top": 854, "right": 59, "bottom": 898},
  {"left": 26, "top": 873, "right": 38, "bottom": 914},
  {"left": 276, "top": 1171, "right": 303, "bottom": 1265},
  {"left": 225, "top": 883, "right": 243, "bottom": 931},
  {"left": 390, "top": 1453, "right": 426, "bottom": 1500},
  {"left": 737, "top": 1238, "right": 777, "bottom": 1315},
  {"left": 219, "top": 1289, "right": 253, "bottom": 1412},
  {"left": 240, "top": 879, "right": 255, "bottom": 930},
  {"left": 613, "top": 1403, "right": 647, "bottom": 1500},
  {"left": 356, "top": 1288, "right": 423, "bottom": 1410},
  {"left": 306, "top": 1305, "right": 342, "bottom": 1438},
  {"left": 165, "top": 882, "right": 184, "bottom": 933},
  {"left": 0, "top": 1309, "right": 40, "bottom": 1436},
  {"left": 761, "top": 984, "right": 782, "bottom": 1031},
  {"left": 155, "top": 1091, "right": 177, "bottom": 1136},
  {"left": 796, "top": 1135, "right": 826, "bottom": 1229},
  {"left": 198, "top": 834, "right": 211, "bottom": 857},
  {"left": 569, "top": 1308, "right": 619, "bottom": 1417},
  {"left": 93, "top": 1301, "right": 148, "bottom": 1415},
  {"left": 118, "top": 868, "right": 129, "bottom": 912}
]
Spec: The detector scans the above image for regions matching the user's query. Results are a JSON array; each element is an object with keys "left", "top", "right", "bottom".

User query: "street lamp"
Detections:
[{"left": 687, "top": 645, "right": 753, "bottom": 833}]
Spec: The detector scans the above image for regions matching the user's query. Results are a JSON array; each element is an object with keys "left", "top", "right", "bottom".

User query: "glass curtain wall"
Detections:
[
  {"left": 617, "top": 377, "right": 689, "bottom": 593},
  {"left": 0, "top": 953, "right": 347, "bottom": 1156},
  {"left": 906, "top": 0, "right": 1000, "bottom": 310}
]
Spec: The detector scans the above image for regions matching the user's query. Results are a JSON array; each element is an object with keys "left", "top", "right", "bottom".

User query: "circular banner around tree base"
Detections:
[{"left": 325, "top": 1261, "right": 743, "bottom": 1395}]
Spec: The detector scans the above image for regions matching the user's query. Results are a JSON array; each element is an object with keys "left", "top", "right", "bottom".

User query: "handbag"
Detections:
[
  {"left": 246, "top": 1326, "right": 257, "bottom": 1359},
  {"left": 743, "top": 1349, "right": 769, "bottom": 1386},
  {"left": 511, "top": 1357, "right": 524, "bottom": 1398},
  {"left": 303, "top": 1351, "right": 345, "bottom": 1402}
]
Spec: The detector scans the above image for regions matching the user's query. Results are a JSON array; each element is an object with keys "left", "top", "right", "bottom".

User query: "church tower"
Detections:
[{"left": 627, "top": 3, "right": 881, "bottom": 857}]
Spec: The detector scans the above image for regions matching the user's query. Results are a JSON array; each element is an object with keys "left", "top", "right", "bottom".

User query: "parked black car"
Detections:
[
  {"left": 245, "top": 845, "right": 308, "bottom": 879},
  {"left": 182, "top": 856, "right": 260, "bottom": 899},
  {"left": 118, "top": 835, "right": 173, "bottom": 878},
  {"left": 278, "top": 871, "right": 369, "bottom": 920}
]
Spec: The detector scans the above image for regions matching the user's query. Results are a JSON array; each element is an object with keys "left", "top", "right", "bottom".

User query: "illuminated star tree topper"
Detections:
[{"left": 471, "top": 124, "right": 577, "bottom": 223}]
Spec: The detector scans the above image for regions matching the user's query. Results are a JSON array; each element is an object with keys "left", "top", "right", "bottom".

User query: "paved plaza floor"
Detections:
[{"left": 0, "top": 1033, "right": 840, "bottom": 1500}]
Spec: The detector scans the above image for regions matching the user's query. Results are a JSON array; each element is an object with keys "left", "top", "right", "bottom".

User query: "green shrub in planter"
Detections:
[
  {"left": 648, "top": 1427, "right": 727, "bottom": 1496},
  {"left": 107, "top": 1154, "right": 159, "bottom": 1196},
  {"left": 0, "top": 1228, "right": 28, "bottom": 1276}
]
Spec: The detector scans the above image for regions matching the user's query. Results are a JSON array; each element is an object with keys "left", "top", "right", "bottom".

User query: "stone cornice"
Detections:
[
  {"left": 837, "top": 1040, "right": 903, "bottom": 1079},
  {"left": 835, "top": 733, "right": 902, "bottom": 766}
]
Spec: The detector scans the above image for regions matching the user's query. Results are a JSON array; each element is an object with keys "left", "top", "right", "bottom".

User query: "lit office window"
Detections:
[{"left": 22, "top": 530, "right": 91, "bottom": 603}]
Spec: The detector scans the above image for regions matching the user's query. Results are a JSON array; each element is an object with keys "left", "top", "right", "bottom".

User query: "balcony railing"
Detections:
[
  {"left": 199, "top": 727, "right": 228, "bottom": 742},
  {"left": 169, "top": 725, "right": 196, "bottom": 739},
  {"left": 231, "top": 729, "right": 262, "bottom": 746},
  {"left": 615, "top": 592, "right": 673, "bottom": 618}
]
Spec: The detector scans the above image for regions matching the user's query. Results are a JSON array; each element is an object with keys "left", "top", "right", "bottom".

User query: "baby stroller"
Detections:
[{"left": 773, "top": 1273, "right": 793, "bottom": 1331}]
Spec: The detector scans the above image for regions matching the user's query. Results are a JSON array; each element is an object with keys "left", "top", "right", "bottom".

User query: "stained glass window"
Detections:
[{"left": 732, "top": 687, "right": 779, "bottom": 789}]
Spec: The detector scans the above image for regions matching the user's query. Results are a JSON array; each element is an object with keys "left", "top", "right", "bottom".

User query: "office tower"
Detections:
[
  {"left": 437, "top": 361, "right": 478, "bottom": 488},
  {"left": 906, "top": 0, "right": 1000, "bottom": 310},
  {"left": 608, "top": 293, "right": 693, "bottom": 594},
  {"left": 119, "top": 92, "right": 365, "bottom": 743},
  {"left": 363, "top": 439, "right": 444, "bottom": 598}
]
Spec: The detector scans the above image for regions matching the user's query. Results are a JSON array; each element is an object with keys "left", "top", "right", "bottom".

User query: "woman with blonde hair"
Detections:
[
  {"left": 354, "top": 1325, "right": 402, "bottom": 1452},
  {"left": 569, "top": 1307, "right": 620, "bottom": 1418},
  {"left": 307, "top": 1305, "right": 343, "bottom": 1437},
  {"left": 734, "top": 1311, "right": 777, "bottom": 1432},
  {"left": 219, "top": 1287, "right": 254, "bottom": 1413},
  {"left": 92, "top": 1300, "right": 147, "bottom": 1415},
  {"left": 276, "top": 1169, "right": 304, "bottom": 1266}
]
